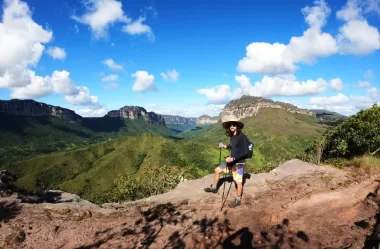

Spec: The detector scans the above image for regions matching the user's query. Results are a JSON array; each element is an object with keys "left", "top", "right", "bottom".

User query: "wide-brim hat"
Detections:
[{"left": 221, "top": 116, "right": 244, "bottom": 129}]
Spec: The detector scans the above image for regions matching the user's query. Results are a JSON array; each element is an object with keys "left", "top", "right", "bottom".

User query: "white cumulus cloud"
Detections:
[
  {"left": 131, "top": 70, "right": 156, "bottom": 92},
  {"left": 72, "top": 0, "right": 154, "bottom": 40},
  {"left": 237, "top": 0, "right": 337, "bottom": 75},
  {"left": 197, "top": 85, "right": 237, "bottom": 105},
  {"left": 46, "top": 46, "right": 67, "bottom": 60},
  {"left": 198, "top": 74, "right": 328, "bottom": 104},
  {"left": 0, "top": 0, "right": 52, "bottom": 88},
  {"left": 235, "top": 74, "right": 327, "bottom": 98},
  {"left": 237, "top": 0, "right": 380, "bottom": 76},
  {"left": 351, "top": 95, "right": 377, "bottom": 109},
  {"left": 368, "top": 87, "right": 379, "bottom": 99},
  {"left": 0, "top": 0, "right": 102, "bottom": 109},
  {"left": 122, "top": 16, "right": 154, "bottom": 41},
  {"left": 306, "top": 85, "right": 380, "bottom": 115},
  {"left": 10, "top": 71, "right": 52, "bottom": 98},
  {"left": 64, "top": 86, "right": 100, "bottom": 107},
  {"left": 336, "top": 0, "right": 380, "bottom": 55},
  {"left": 146, "top": 103, "right": 224, "bottom": 118},
  {"left": 51, "top": 70, "right": 79, "bottom": 96},
  {"left": 160, "top": 69, "right": 179, "bottom": 82},
  {"left": 363, "top": 0, "right": 380, "bottom": 16},
  {"left": 330, "top": 78, "right": 344, "bottom": 91},
  {"left": 101, "top": 74, "right": 118, "bottom": 82},
  {"left": 357, "top": 81, "right": 371, "bottom": 88},
  {"left": 103, "top": 59, "right": 123, "bottom": 71},
  {"left": 309, "top": 93, "right": 350, "bottom": 105},
  {"left": 101, "top": 82, "right": 119, "bottom": 90},
  {"left": 72, "top": 0, "right": 130, "bottom": 38},
  {"left": 75, "top": 107, "right": 107, "bottom": 117}
]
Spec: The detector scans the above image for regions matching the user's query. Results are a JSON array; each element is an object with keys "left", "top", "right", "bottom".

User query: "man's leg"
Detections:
[
  {"left": 229, "top": 164, "right": 245, "bottom": 208},
  {"left": 213, "top": 166, "right": 223, "bottom": 187},
  {"left": 237, "top": 182, "right": 243, "bottom": 197},
  {"left": 204, "top": 163, "right": 227, "bottom": 193}
]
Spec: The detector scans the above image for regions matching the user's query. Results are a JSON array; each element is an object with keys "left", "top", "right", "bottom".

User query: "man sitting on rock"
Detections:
[{"left": 204, "top": 117, "right": 248, "bottom": 208}]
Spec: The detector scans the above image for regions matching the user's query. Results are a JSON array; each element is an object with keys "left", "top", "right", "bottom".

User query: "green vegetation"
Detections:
[
  {"left": 2, "top": 133, "right": 221, "bottom": 203},
  {"left": 0, "top": 113, "right": 178, "bottom": 165},
  {"left": 166, "top": 123, "right": 196, "bottom": 133},
  {"left": 3, "top": 101, "right": 352, "bottom": 203},
  {"left": 3, "top": 100, "right": 379, "bottom": 204},
  {"left": 310, "top": 109, "right": 347, "bottom": 126},
  {"left": 301, "top": 104, "right": 380, "bottom": 177},
  {"left": 180, "top": 124, "right": 216, "bottom": 138},
  {"left": 191, "top": 108, "right": 327, "bottom": 173},
  {"left": 114, "top": 165, "right": 186, "bottom": 202},
  {"left": 303, "top": 104, "right": 380, "bottom": 163},
  {"left": 0, "top": 107, "right": 330, "bottom": 203}
]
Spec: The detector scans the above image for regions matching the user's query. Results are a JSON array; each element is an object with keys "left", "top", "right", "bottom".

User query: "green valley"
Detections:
[
  {"left": 0, "top": 96, "right": 350, "bottom": 203},
  {"left": 2, "top": 133, "right": 219, "bottom": 203}
]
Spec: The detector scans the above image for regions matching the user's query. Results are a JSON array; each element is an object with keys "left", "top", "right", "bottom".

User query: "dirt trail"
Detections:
[{"left": 1, "top": 159, "right": 380, "bottom": 249}]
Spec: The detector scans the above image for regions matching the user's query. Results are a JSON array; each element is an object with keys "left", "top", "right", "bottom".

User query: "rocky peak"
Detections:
[
  {"left": 221, "top": 95, "right": 315, "bottom": 120},
  {"left": 107, "top": 106, "right": 166, "bottom": 126},
  {"left": 162, "top": 115, "right": 197, "bottom": 125},
  {"left": 0, "top": 99, "right": 83, "bottom": 123},
  {"left": 196, "top": 115, "right": 220, "bottom": 125}
]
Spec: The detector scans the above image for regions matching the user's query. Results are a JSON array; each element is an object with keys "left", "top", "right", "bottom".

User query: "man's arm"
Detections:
[{"left": 219, "top": 142, "right": 231, "bottom": 149}]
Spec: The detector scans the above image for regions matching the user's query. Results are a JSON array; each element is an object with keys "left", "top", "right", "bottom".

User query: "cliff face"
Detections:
[
  {"left": 196, "top": 115, "right": 220, "bottom": 125},
  {"left": 162, "top": 115, "right": 197, "bottom": 125},
  {"left": 107, "top": 106, "right": 166, "bottom": 126},
  {"left": 221, "top": 95, "right": 315, "bottom": 120},
  {"left": 0, "top": 99, "right": 83, "bottom": 123}
]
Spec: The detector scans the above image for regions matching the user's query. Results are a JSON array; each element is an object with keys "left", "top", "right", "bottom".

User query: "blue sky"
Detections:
[{"left": 0, "top": 0, "right": 379, "bottom": 117}]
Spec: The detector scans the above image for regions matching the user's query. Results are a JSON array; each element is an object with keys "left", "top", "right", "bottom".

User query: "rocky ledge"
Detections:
[
  {"left": 0, "top": 99, "right": 83, "bottom": 123},
  {"left": 221, "top": 95, "right": 315, "bottom": 120},
  {"left": 162, "top": 115, "right": 197, "bottom": 125},
  {"left": 196, "top": 115, "right": 220, "bottom": 125},
  {"left": 2, "top": 160, "right": 380, "bottom": 248},
  {"left": 106, "top": 106, "right": 166, "bottom": 126}
]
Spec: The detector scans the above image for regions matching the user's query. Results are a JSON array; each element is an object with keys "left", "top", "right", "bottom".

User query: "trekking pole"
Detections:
[
  {"left": 219, "top": 146, "right": 226, "bottom": 201},
  {"left": 219, "top": 146, "right": 222, "bottom": 165},
  {"left": 220, "top": 169, "right": 233, "bottom": 211}
]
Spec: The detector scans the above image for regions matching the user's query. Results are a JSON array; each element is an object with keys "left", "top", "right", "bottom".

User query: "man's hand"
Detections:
[
  {"left": 225, "top": 156, "right": 234, "bottom": 163},
  {"left": 219, "top": 143, "right": 227, "bottom": 149}
]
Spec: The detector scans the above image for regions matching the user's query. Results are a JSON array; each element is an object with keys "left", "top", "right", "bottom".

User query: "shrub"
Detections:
[
  {"left": 306, "top": 104, "right": 380, "bottom": 161},
  {"left": 114, "top": 164, "right": 187, "bottom": 202}
]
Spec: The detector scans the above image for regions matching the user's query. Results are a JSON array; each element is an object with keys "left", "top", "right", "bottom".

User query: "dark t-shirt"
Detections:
[{"left": 227, "top": 132, "right": 248, "bottom": 164}]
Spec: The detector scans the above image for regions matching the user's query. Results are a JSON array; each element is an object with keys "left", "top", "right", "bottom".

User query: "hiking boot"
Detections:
[
  {"left": 229, "top": 197, "right": 241, "bottom": 208},
  {"left": 204, "top": 186, "right": 218, "bottom": 193}
]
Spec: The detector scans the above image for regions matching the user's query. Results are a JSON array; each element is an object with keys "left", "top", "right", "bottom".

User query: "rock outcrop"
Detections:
[
  {"left": 221, "top": 95, "right": 315, "bottom": 120},
  {"left": 0, "top": 99, "right": 83, "bottom": 123},
  {"left": 107, "top": 106, "right": 166, "bottom": 126},
  {"left": 196, "top": 115, "right": 220, "bottom": 125},
  {"left": 162, "top": 115, "right": 197, "bottom": 125},
  {"left": 310, "top": 109, "right": 347, "bottom": 121},
  {"left": 1, "top": 159, "right": 380, "bottom": 249}
]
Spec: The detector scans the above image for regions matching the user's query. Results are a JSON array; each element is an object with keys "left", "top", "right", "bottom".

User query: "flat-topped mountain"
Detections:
[
  {"left": 196, "top": 115, "right": 219, "bottom": 125},
  {"left": 106, "top": 106, "right": 166, "bottom": 126},
  {"left": 0, "top": 99, "right": 83, "bottom": 123},
  {"left": 221, "top": 95, "right": 315, "bottom": 120},
  {"left": 0, "top": 100, "right": 175, "bottom": 164},
  {"left": 162, "top": 115, "right": 197, "bottom": 125},
  {"left": 309, "top": 109, "right": 347, "bottom": 125}
]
